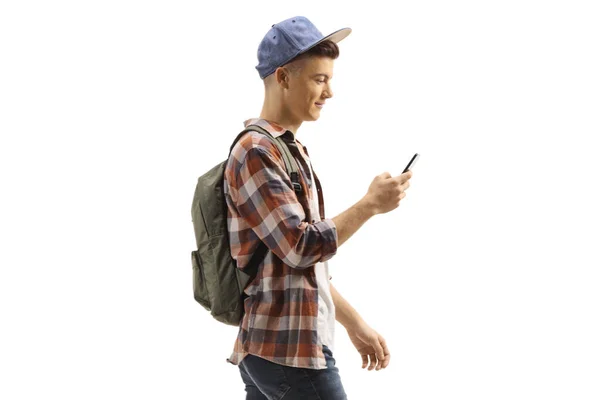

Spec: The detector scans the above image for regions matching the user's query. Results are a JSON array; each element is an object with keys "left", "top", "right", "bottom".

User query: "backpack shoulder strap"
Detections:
[
  {"left": 229, "top": 125, "right": 301, "bottom": 194},
  {"left": 227, "top": 125, "right": 303, "bottom": 285}
]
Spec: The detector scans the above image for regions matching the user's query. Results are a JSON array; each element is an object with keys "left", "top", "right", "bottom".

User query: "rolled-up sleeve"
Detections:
[{"left": 231, "top": 145, "right": 338, "bottom": 269}]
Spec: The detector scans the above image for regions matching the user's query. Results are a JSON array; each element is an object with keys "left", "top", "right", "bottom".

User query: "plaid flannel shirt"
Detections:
[{"left": 224, "top": 118, "right": 339, "bottom": 370}]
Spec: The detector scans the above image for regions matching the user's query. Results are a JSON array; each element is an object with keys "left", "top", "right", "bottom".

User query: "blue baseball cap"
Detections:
[{"left": 255, "top": 16, "right": 352, "bottom": 79}]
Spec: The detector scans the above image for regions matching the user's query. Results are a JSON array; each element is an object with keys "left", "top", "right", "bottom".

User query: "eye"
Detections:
[{"left": 317, "top": 80, "right": 326, "bottom": 84}]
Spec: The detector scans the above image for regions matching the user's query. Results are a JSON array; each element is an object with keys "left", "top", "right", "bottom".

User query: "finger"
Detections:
[
  {"left": 396, "top": 182, "right": 409, "bottom": 199},
  {"left": 396, "top": 171, "right": 412, "bottom": 183},
  {"left": 380, "top": 340, "right": 391, "bottom": 369},
  {"left": 361, "top": 354, "right": 368, "bottom": 369},
  {"left": 372, "top": 336, "right": 385, "bottom": 362},
  {"left": 376, "top": 355, "right": 383, "bottom": 371},
  {"left": 371, "top": 334, "right": 385, "bottom": 371},
  {"left": 368, "top": 353, "right": 377, "bottom": 371},
  {"left": 382, "top": 352, "right": 391, "bottom": 369},
  {"left": 381, "top": 340, "right": 392, "bottom": 368}
]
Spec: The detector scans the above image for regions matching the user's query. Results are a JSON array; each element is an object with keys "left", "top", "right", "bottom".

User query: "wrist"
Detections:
[
  {"left": 357, "top": 197, "right": 377, "bottom": 218},
  {"left": 342, "top": 313, "right": 366, "bottom": 331}
]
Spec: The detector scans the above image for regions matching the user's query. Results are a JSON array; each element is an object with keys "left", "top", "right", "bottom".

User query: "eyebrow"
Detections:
[{"left": 311, "top": 73, "right": 332, "bottom": 79}]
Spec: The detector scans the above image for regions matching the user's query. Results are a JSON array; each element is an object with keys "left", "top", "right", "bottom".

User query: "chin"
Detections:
[{"left": 307, "top": 112, "right": 320, "bottom": 121}]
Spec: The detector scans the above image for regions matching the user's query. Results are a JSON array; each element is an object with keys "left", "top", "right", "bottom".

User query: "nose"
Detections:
[{"left": 323, "top": 85, "right": 333, "bottom": 99}]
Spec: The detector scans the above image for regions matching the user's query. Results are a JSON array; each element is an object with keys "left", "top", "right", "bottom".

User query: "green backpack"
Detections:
[{"left": 190, "top": 124, "right": 303, "bottom": 326}]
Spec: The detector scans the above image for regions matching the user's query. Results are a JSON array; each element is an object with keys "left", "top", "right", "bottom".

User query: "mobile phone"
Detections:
[{"left": 402, "top": 153, "right": 420, "bottom": 174}]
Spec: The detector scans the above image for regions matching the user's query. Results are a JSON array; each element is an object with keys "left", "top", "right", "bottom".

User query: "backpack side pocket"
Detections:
[{"left": 191, "top": 250, "right": 211, "bottom": 310}]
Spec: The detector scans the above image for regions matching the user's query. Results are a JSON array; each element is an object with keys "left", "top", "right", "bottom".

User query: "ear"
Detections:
[{"left": 275, "top": 67, "right": 291, "bottom": 89}]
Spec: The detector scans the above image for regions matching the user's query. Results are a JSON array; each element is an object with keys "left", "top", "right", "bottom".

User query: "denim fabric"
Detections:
[
  {"left": 255, "top": 16, "right": 351, "bottom": 79},
  {"left": 238, "top": 345, "right": 347, "bottom": 400}
]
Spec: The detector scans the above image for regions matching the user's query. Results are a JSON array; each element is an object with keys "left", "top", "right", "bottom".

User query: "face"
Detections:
[{"left": 280, "top": 56, "right": 334, "bottom": 122}]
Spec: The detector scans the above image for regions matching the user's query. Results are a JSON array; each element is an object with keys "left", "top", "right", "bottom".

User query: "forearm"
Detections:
[
  {"left": 331, "top": 198, "right": 375, "bottom": 248},
  {"left": 330, "top": 283, "right": 364, "bottom": 330},
  {"left": 230, "top": 146, "right": 339, "bottom": 269}
]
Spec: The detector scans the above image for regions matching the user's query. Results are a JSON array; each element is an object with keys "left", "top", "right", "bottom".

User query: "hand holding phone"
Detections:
[{"left": 363, "top": 153, "right": 418, "bottom": 216}]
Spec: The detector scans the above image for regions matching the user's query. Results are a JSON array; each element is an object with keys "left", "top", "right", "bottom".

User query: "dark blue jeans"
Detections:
[{"left": 238, "top": 345, "right": 348, "bottom": 400}]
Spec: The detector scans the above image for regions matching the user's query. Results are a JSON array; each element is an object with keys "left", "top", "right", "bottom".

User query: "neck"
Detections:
[{"left": 259, "top": 96, "right": 302, "bottom": 136}]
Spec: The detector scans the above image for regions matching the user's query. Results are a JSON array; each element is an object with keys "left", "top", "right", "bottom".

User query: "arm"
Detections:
[
  {"left": 330, "top": 282, "right": 364, "bottom": 329},
  {"left": 229, "top": 145, "right": 338, "bottom": 269},
  {"left": 331, "top": 170, "right": 414, "bottom": 248},
  {"left": 331, "top": 198, "right": 375, "bottom": 248},
  {"left": 229, "top": 140, "right": 376, "bottom": 269},
  {"left": 331, "top": 282, "right": 391, "bottom": 371}
]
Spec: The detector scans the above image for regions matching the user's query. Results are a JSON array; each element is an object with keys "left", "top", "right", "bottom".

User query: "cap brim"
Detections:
[
  {"left": 322, "top": 27, "right": 352, "bottom": 44},
  {"left": 303, "top": 27, "right": 352, "bottom": 53},
  {"left": 266, "top": 27, "right": 352, "bottom": 78}
]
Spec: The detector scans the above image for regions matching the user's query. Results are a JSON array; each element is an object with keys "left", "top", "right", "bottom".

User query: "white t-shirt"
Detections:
[{"left": 304, "top": 155, "right": 336, "bottom": 352}]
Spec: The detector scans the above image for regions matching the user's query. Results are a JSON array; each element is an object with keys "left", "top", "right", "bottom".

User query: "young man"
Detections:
[{"left": 224, "top": 16, "right": 413, "bottom": 399}]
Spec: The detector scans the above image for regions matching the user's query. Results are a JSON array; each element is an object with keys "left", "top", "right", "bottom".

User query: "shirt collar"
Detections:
[{"left": 243, "top": 118, "right": 296, "bottom": 142}]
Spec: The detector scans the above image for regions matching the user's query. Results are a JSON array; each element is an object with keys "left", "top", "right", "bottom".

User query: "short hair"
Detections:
[
  {"left": 289, "top": 39, "right": 340, "bottom": 64},
  {"left": 264, "top": 40, "right": 340, "bottom": 84}
]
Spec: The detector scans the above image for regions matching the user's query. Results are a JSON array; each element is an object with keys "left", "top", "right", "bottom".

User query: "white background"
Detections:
[{"left": 1, "top": 0, "right": 599, "bottom": 399}]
